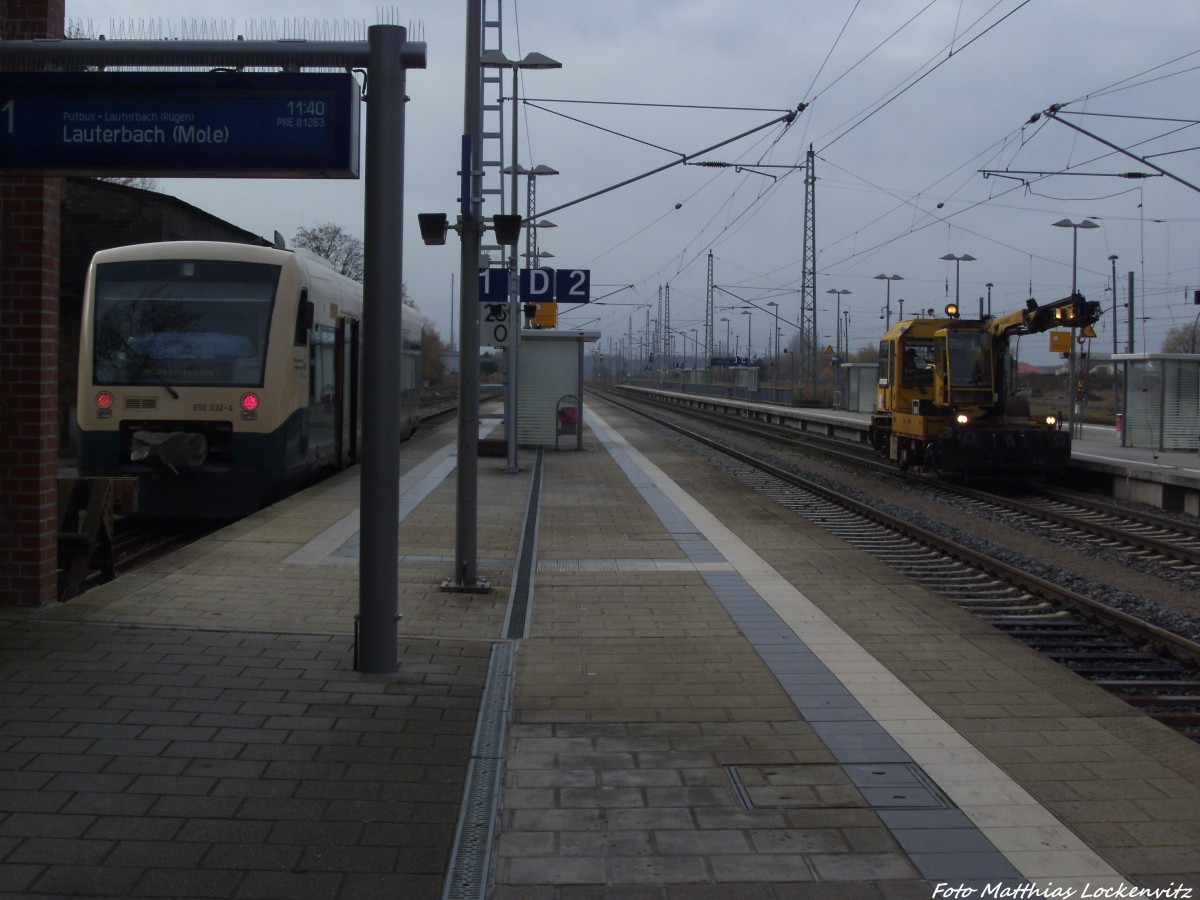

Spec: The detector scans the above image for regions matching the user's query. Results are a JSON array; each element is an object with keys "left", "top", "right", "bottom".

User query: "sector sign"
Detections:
[{"left": 478, "top": 267, "right": 592, "bottom": 304}]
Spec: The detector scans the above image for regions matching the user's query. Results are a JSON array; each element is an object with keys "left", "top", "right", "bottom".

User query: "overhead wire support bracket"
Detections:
[
  {"left": 1040, "top": 104, "right": 1200, "bottom": 196},
  {"left": 980, "top": 169, "right": 1160, "bottom": 179},
  {"left": 533, "top": 107, "right": 803, "bottom": 221}
]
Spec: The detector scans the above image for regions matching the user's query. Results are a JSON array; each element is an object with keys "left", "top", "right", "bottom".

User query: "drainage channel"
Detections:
[
  {"left": 443, "top": 448, "right": 544, "bottom": 900},
  {"left": 441, "top": 642, "right": 515, "bottom": 900}
]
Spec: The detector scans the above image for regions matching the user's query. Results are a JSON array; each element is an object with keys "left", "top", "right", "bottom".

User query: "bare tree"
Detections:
[
  {"left": 292, "top": 222, "right": 365, "bottom": 282},
  {"left": 1161, "top": 321, "right": 1200, "bottom": 354},
  {"left": 420, "top": 319, "right": 450, "bottom": 390}
]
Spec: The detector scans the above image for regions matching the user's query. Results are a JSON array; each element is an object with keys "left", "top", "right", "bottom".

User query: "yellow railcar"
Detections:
[{"left": 867, "top": 293, "right": 1100, "bottom": 477}]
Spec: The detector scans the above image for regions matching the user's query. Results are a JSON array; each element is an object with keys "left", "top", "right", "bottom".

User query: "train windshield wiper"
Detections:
[
  {"left": 152, "top": 373, "right": 180, "bottom": 400},
  {"left": 134, "top": 363, "right": 179, "bottom": 400}
]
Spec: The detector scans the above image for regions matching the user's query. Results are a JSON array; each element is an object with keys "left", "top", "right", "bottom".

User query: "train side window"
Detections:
[
  {"left": 311, "top": 325, "right": 337, "bottom": 404},
  {"left": 902, "top": 341, "right": 934, "bottom": 387},
  {"left": 877, "top": 342, "right": 889, "bottom": 386},
  {"left": 294, "top": 291, "right": 314, "bottom": 346}
]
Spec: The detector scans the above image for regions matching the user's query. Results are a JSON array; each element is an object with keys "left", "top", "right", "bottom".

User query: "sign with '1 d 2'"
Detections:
[
  {"left": 555, "top": 268, "right": 590, "bottom": 303},
  {"left": 520, "top": 267, "right": 555, "bottom": 303},
  {"left": 479, "top": 267, "right": 592, "bottom": 304},
  {"left": 521, "top": 267, "right": 594, "bottom": 303}
]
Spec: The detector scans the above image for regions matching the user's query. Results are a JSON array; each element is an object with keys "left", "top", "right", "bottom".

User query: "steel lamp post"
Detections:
[
  {"left": 826, "top": 289, "right": 851, "bottom": 356},
  {"left": 766, "top": 301, "right": 779, "bottom": 371},
  {"left": 874, "top": 274, "right": 902, "bottom": 330},
  {"left": 940, "top": 253, "right": 975, "bottom": 309},
  {"left": 1053, "top": 218, "right": 1099, "bottom": 439},
  {"left": 480, "top": 49, "right": 561, "bottom": 473}
]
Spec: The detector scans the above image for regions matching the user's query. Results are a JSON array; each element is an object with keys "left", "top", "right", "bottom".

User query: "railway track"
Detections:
[
  {"left": 58, "top": 395, "right": 462, "bottom": 601},
  {"left": 597, "top": 387, "right": 1200, "bottom": 741},
  {"left": 611, "top": 385, "right": 1200, "bottom": 579},
  {"left": 60, "top": 516, "right": 223, "bottom": 599}
]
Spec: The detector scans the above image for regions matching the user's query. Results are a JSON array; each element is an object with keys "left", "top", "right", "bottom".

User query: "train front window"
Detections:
[
  {"left": 92, "top": 258, "right": 281, "bottom": 387},
  {"left": 947, "top": 331, "right": 991, "bottom": 388}
]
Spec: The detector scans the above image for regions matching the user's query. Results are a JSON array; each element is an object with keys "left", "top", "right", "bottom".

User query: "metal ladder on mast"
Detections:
[{"left": 480, "top": 0, "right": 505, "bottom": 263}]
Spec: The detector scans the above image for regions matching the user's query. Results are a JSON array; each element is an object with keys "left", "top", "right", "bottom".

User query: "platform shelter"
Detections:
[
  {"left": 516, "top": 329, "right": 599, "bottom": 449},
  {"left": 1114, "top": 353, "right": 1200, "bottom": 451}
]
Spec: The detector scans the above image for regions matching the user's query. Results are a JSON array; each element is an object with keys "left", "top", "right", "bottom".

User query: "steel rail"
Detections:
[{"left": 598, "top": 388, "right": 1200, "bottom": 668}]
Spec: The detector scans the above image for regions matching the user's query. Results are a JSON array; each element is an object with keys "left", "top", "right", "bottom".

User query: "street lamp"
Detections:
[
  {"left": 480, "top": 49, "right": 562, "bottom": 473},
  {"left": 1053, "top": 219, "right": 1098, "bottom": 294},
  {"left": 1053, "top": 218, "right": 1099, "bottom": 439},
  {"left": 826, "top": 289, "right": 851, "bottom": 356},
  {"left": 874, "top": 274, "right": 903, "bottom": 330},
  {"left": 766, "top": 301, "right": 779, "bottom": 366},
  {"left": 740, "top": 309, "right": 752, "bottom": 361},
  {"left": 940, "top": 253, "right": 976, "bottom": 309},
  {"left": 1108, "top": 255, "right": 1119, "bottom": 417},
  {"left": 503, "top": 162, "right": 558, "bottom": 261}
]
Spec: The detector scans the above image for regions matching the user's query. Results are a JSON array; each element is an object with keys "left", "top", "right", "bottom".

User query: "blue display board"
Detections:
[{"left": 0, "top": 72, "right": 360, "bottom": 177}]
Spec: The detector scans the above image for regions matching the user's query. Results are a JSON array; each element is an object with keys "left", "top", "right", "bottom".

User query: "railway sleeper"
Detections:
[{"left": 1117, "top": 695, "right": 1200, "bottom": 708}]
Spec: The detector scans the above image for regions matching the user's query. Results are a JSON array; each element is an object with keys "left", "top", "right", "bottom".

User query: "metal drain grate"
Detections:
[
  {"left": 503, "top": 448, "right": 543, "bottom": 640},
  {"left": 441, "top": 642, "right": 515, "bottom": 900}
]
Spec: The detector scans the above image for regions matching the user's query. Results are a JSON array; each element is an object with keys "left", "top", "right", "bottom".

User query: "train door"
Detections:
[
  {"left": 331, "top": 317, "right": 361, "bottom": 468},
  {"left": 310, "top": 323, "right": 338, "bottom": 465},
  {"left": 347, "top": 319, "right": 360, "bottom": 463}
]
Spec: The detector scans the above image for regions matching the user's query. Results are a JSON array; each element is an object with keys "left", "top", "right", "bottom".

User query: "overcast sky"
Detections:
[{"left": 64, "top": 0, "right": 1200, "bottom": 363}]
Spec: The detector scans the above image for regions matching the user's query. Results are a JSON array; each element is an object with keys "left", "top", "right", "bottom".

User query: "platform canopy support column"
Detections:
[{"left": 0, "top": 23, "right": 427, "bottom": 678}]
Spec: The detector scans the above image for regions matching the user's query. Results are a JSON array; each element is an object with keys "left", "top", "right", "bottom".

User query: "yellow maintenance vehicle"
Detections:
[{"left": 867, "top": 292, "right": 1102, "bottom": 477}]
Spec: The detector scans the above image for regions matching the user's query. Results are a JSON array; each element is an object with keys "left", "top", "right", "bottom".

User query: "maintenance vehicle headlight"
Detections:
[
  {"left": 1044, "top": 415, "right": 1057, "bottom": 426},
  {"left": 955, "top": 413, "right": 970, "bottom": 425}
]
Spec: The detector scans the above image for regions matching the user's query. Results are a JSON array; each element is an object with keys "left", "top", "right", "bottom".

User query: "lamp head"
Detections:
[
  {"left": 417, "top": 213, "right": 449, "bottom": 246},
  {"left": 492, "top": 214, "right": 522, "bottom": 246},
  {"left": 518, "top": 51, "right": 562, "bottom": 70}
]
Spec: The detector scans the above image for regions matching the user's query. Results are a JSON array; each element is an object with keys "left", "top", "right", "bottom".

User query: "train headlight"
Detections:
[
  {"left": 241, "top": 393, "right": 260, "bottom": 413},
  {"left": 1045, "top": 415, "right": 1057, "bottom": 427},
  {"left": 955, "top": 413, "right": 969, "bottom": 425},
  {"left": 95, "top": 391, "right": 114, "bottom": 410}
]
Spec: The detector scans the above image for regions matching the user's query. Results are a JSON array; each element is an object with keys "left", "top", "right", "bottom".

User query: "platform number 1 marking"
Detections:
[{"left": 2, "top": 100, "right": 13, "bottom": 133}]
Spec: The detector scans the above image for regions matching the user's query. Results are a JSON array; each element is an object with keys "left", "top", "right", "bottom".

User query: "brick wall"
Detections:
[{"left": 2, "top": 0, "right": 65, "bottom": 605}]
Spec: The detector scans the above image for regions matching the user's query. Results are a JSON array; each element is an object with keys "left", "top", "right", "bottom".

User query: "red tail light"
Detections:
[
  {"left": 241, "top": 393, "right": 260, "bottom": 412},
  {"left": 95, "top": 391, "right": 114, "bottom": 409}
]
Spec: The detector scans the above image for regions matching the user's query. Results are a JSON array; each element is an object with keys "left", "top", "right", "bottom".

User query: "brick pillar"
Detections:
[{"left": 1, "top": 0, "right": 65, "bottom": 606}]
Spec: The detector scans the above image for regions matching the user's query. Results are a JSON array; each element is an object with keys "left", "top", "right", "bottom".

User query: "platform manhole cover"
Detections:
[{"left": 727, "top": 763, "right": 953, "bottom": 810}]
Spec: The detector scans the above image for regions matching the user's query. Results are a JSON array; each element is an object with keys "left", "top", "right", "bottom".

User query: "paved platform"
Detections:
[{"left": 4, "top": 396, "right": 1200, "bottom": 898}]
